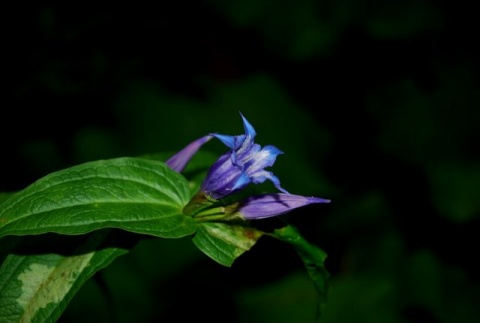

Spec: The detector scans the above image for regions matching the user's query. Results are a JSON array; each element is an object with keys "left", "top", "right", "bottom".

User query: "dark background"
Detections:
[{"left": 1, "top": 1, "right": 479, "bottom": 322}]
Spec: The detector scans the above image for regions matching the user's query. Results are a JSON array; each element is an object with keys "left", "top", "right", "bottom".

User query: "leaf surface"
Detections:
[{"left": 0, "top": 158, "right": 195, "bottom": 239}]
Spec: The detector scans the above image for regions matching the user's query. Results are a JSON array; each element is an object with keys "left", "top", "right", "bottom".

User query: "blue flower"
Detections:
[
  {"left": 166, "top": 113, "right": 330, "bottom": 220},
  {"left": 166, "top": 113, "right": 287, "bottom": 199},
  {"left": 202, "top": 113, "right": 288, "bottom": 199}
]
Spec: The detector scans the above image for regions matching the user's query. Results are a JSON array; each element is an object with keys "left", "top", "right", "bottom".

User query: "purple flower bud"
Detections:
[
  {"left": 166, "top": 135, "right": 213, "bottom": 172},
  {"left": 236, "top": 193, "right": 330, "bottom": 219}
]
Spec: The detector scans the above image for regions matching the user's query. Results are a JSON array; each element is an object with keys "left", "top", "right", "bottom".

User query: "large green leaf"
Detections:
[
  {"left": 0, "top": 157, "right": 195, "bottom": 239},
  {"left": 0, "top": 231, "right": 127, "bottom": 323},
  {"left": 192, "top": 222, "right": 264, "bottom": 267}
]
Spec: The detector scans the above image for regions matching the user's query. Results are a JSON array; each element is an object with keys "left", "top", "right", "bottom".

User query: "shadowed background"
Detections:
[{"left": 1, "top": 1, "right": 479, "bottom": 322}]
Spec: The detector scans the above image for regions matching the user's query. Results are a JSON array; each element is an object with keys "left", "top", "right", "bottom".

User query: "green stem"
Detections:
[
  {"left": 269, "top": 224, "right": 329, "bottom": 321},
  {"left": 194, "top": 213, "right": 229, "bottom": 222}
]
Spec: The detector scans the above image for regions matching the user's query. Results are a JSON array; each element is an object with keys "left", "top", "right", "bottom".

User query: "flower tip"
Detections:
[
  {"left": 166, "top": 134, "right": 213, "bottom": 172},
  {"left": 308, "top": 196, "right": 331, "bottom": 204},
  {"left": 239, "top": 112, "right": 256, "bottom": 138}
]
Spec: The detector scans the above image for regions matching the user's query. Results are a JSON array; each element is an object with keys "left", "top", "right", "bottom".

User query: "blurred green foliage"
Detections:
[{"left": 1, "top": 0, "right": 478, "bottom": 322}]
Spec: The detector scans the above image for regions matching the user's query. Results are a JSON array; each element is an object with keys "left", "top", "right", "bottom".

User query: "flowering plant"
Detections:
[{"left": 0, "top": 114, "right": 330, "bottom": 322}]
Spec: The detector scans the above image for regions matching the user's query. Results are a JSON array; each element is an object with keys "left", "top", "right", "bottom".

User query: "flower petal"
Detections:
[
  {"left": 250, "top": 171, "right": 289, "bottom": 194},
  {"left": 240, "top": 112, "right": 256, "bottom": 139},
  {"left": 211, "top": 134, "right": 239, "bottom": 149},
  {"left": 244, "top": 145, "right": 283, "bottom": 174}
]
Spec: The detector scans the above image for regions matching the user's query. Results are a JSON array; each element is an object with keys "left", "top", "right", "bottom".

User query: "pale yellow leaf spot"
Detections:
[{"left": 16, "top": 251, "right": 95, "bottom": 322}]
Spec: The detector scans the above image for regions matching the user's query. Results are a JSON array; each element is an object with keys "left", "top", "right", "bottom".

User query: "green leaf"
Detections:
[
  {"left": 192, "top": 222, "right": 264, "bottom": 267},
  {"left": 0, "top": 231, "right": 127, "bottom": 323},
  {"left": 272, "top": 225, "right": 329, "bottom": 319},
  {"left": 0, "top": 157, "right": 195, "bottom": 239},
  {"left": 0, "top": 192, "right": 16, "bottom": 206}
]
